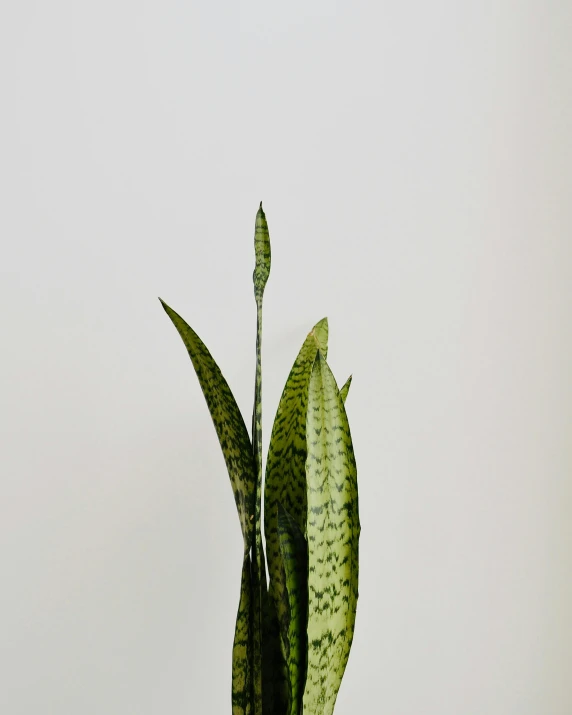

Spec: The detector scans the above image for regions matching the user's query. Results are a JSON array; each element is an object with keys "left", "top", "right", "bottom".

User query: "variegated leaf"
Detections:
[
  {"left": 160, "top": 299, "right": 256, "bottom": 549},
  {"left": 264, "top": 317, "right": 328, "bottom": 564},
  {"left": 233, "top": 554, "right": 253, "bottom": 715},
  {"left": 264, "top": 318, "right": 328, "bottom": 686},
  {"left": 303, "top": 352, "right": 360, "bottom": 715},
  {"left": 277, "top": 503, "right": 308, "bottom": 715}
]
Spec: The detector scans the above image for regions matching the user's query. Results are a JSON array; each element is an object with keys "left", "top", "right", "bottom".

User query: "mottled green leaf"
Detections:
[
  {"left": 253, "top": 202, "right": 271, "bottom": 302},
  {"left": 303, "top": 352, "right": 360, "bottom": 715},
  {"left": 251, "top": 203, "right": 272, "bottom": 715},
  {"left": 264, "top": 321, "right": 327, "bottom": 580},
  {"left": 339, "top": 375, "right": 352, "bottom": 404},
  {"left": 277, "top": 503, "right": 308, "bottom": 715},
  {"left": 263, "top": 318, "right": 328, "bottom": 712},
  {"left": 160, "top": 299, "right": 256, "bottom": 549},
  {"left": 264, "top": 318, "right": 328, "bottom": 553},
  {"left": 233, "top": 555, "right": 253, "bottom": 715}
]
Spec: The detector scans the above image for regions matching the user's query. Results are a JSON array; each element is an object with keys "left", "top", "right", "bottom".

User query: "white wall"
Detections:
[{"left": 1, "top": 2, "right": 571, "bottom": 713}]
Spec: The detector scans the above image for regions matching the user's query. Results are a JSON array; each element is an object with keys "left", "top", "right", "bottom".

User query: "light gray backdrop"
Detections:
[{"left": 1, "top": 1, "right": 571, "bottom": 713}]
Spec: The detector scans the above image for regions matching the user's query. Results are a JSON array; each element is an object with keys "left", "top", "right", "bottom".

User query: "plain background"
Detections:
[{"left": 1, "top": 1, "right": 571, "bottom": 713}]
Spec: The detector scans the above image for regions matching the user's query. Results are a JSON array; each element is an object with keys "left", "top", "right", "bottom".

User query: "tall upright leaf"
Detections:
[
  {"left": 263, "top": 318, "right": 328, "bottom": 711},
  {"left": 303, "top": 352, "right": 360, "bottom": 715},
  {"left": 264, "top": 318, "right": 328, "bottom": 557},
  {"left": 251, "top": 203, "right": 271, "bottom": 714}
]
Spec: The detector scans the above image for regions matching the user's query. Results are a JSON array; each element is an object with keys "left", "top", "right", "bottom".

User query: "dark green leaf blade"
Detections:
[
  {"left": 160, "top": 299, "right": 256, "bottom": 548},
  {"left": 277, "top": 503, "right": 308, "bottom": 715},
  {"left": 262, "top": 586, "right": 284, "bottom": 714},
  {"left": 233, "top": 554, "right": 253, "bottom": 715},
  {"left": 303, "top": 352, "right": 360, "bottom": 715}
]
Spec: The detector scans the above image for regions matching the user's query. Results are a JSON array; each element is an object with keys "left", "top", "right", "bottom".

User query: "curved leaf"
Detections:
[
  {"left": 160, "top": 299, "right": 256, "bottom": 549},
  {"left": 302, "top": 352, "right": 360, "bottom": 715}
]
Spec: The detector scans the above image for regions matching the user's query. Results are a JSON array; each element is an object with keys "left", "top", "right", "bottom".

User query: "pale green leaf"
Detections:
[{"left": 302, "top": 352, "right": 360, "bottom": 715}]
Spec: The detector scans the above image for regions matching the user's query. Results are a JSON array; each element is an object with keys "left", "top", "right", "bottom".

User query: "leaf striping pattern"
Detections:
[{"left": 303, "top": 353, "right": 360, "bottom": 715}]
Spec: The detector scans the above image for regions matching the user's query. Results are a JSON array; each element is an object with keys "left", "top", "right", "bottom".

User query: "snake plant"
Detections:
[{"left": 160, "top": 204, "right": 360, "bottom": 715}]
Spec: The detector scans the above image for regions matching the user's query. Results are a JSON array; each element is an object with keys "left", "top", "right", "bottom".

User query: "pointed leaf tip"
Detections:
[
  {"left": 309, "top": 318, "right": 328, "bottom": 358},
  {"left": 254, "top": 203, "right": 271, "bottom": 300},
  {"left": 339, "top": 374, "right": 352, "bottom": 404}
]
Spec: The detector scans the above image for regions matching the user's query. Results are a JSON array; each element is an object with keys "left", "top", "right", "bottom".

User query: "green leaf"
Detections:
[
  {"left": 160, "top": 299, "right": 256, "bottom": 550},
  {"left": 264, "top": 319, "right": 328, "bottom": 596},
  {"left": 277, "top": 503, "right": 308, "bottom": 715},
  {"left": 339, "top": 375, "right": 352, "bottom": 404},
  {"left": 263, "top": 318, "right": 328, "bottom": 712},
  {"left": 251, "top": 203, "right": 271, "bottom": 715},
  {"left": 302, "top": 352, "right": 360, "bottom": 715},
  {"left": 253, "top": 202, "right": 271, "bottom": 302},
  {"left": 264, "top": 317, "right": 329, "bottom": 551},
  {"left": 232, "top": 554, "right": 253, "bottom": 715}
]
